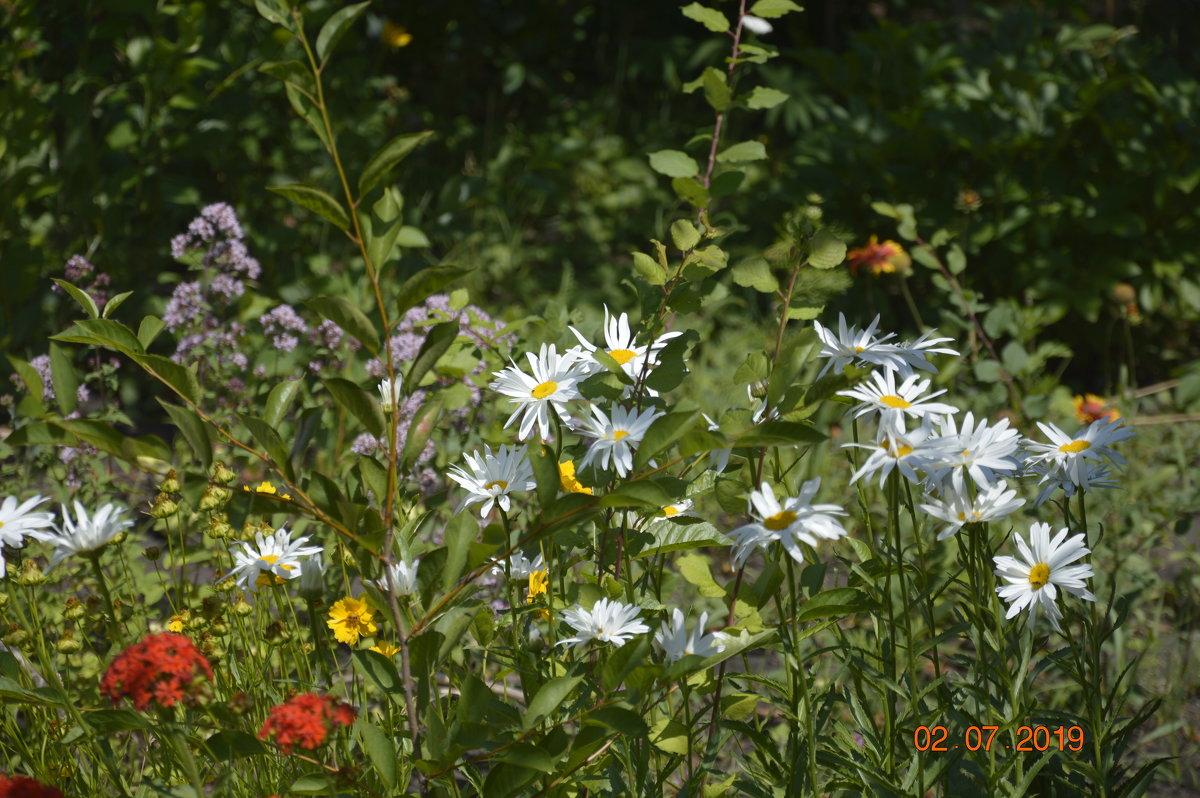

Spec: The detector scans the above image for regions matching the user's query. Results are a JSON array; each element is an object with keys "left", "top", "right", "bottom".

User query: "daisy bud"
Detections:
[
  {"left": 232, "top": 598, "right": 253, "bottom": 616},
  {"left": 110, "top": 529, "right": 129, "bottom": 545},
  {"left": 211, "top": 461, "right": 236, "bottom": 485},
  {"left": 63, "top": 597, "right": 84, "bottom": 620},
  {"left": 206, "top": 517, "right": 233, "bottom": 540},
  {"left": 57, "top": 631, "right": 83, "bottom": 654},
  {"left": 215, "top": 576, "right": 238, "bottom": 593},
  {"left": 198, "top": 485, "right": 231, "bottom": 511},
  {"left": 149, "top": 493, "right": 179, "bottom": 519},
  {"left": 3, "top": 624, "right": 29, "bottom": 647},
  {"left": 209, "top": 617, "right": 230, "bottom": 637},
  {"left": 15, "top": 560, "right": 47, "bottom": 586},
  {"left": 0, "top": 591, "right": 8, "bottom": 609},
  {"left": 264, "top": 620, "right": 290, "bottom": 645},
  {"left": 144, "top": 546, "right": 162, "bottom": 562},
  {"left": 158, "top": 469, "right": 182, "bottom": 494}
]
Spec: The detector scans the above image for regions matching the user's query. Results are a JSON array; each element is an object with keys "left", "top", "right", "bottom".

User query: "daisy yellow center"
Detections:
[
  {"left": 531, "top": 381, "right": 558, "bottom": 399},
  {"left": 0, "top": 521, "right": 4, "bottom": 528},
  {"left": 608, "top": 348, "right": 636, "bottom": 365},
  {"left": 1059, "top": 440, "right": 1091, "bottom": 454},
  {"left": 612, "top": 430, "right": 630, "bottom": 441},
  {"left": 663, "top": 506, "right": 679, "bottom": 517},
  {"left": 854, "top": 345, "right": 865, "bottom": 353},
  {"left": 1028, "top": 562, "right": 1051, "bottom": 590},
  {"left": 881, "top": 442, "right": 913, "bottom": 457},
  {"left": 956, "top": 512, "right": 967, "bottom": 521},
  {"left": 484, "top": 480, "right": 509, "bottom": 492},
  {"left": 763, "top": 510, "right": 798, "bottom": 531},
  {"left": 880, "top": 395, "right": 911, "bottom": 409}
]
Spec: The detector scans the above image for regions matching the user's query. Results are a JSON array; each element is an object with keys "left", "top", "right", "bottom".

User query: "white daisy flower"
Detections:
[
  {"left": 489, "top": 550, "right": 544, "bottom": 580},
  {"left": 920, "top": 481, "right": 1026, "bottom": 540},
  {"left": 32, "top": 502, "right": 134, "bottom": 569},
  {"left": 646, "top": 499, "right": 702, "bottom": 525},
  {"left": 375, "top": 559, "right": 420, "bottom": 595},
  {"left": 994, "top": 522, "right": 1095, "bottom": 632},
  {"left": 741, "top": 14, "right": 773, "bottom": 35},
  {"left": 447, "top": 444, "right": 536, "bottom": 518},
  {"left": 655, "top": 608, "right": 726, "bottom": 661},
  {"left": 575, "top": 403, "right": 664, "bottom": 477},
  {"left": 843, "top": 421, "right": 940, "bottom": 487},
  {"left": 1022, "top": 416, "right": 1134, "bottom": 489},
  {"left": 924, "top": 412, "right": 1022, "bottom": 495},
  {"left": 490, "top": 344, "right": 584, "bottom": 440},
  {"left": 836, "top": 369, "right": 958, "bottom": 435},
  {"left": 1026, "top": 459, "right": 1119, "bottom": 507},
  {"left": 812, "top": 314, "right": 902, "bottom": 378},
  {"left": 727, "top": 480, "right": 847, "bottom": 566},
  {"left": 568, "top": 306, "right": 681, "bottom": 384},
  {"left": 226, "top": 527, "right": 323, "bottom": 592},
  {"left": 377, "top": 377, "right": 403, "bottom": 412},
  {"left": 0, "top": 495, "right": 55, "bottom": 575},
  {"left": 297, "top": 556, "right": 326, "bottom": 598},
  {"left": 702, "top": 413, "right": 732, "bottom": 473},
  {"left": 889, "top": 329, "right": 960, "bottom": 378},
  {"left": 557, "top": 597, "right": 650, "bottom": 649}
]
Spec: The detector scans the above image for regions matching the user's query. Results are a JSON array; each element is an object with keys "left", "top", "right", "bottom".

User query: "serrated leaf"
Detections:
[
  {"left": 395, "top": 264, "right": 470, "bottom": 318},
  {"left": 632, "top": 251, "right": 666, "bottom": 285},
  {"left": 266, "top": 182, "right": 350, "bottom": 232},
  {"left": 731, "top": 257, "right": 778, "bottom": 293},
  {"left": 746, "top": 86, "right": 789, "bottom": 109},
  {"left": 305, "top": 295, "right": 380, "bottom": 354},
  {"left": 670, "top": 219, "right": 701, "bottom": 252},
  {"left": 324, "top": 378, "right": 385, "bottom": 437},
  {"left": 358, "top": 131, "right": 435, "bottom": 197},
  {"left": 648, "top": 149, "right": 699, "bottom": 179},
  {"left": 681, "top": 2, "right": 729, "bottom": 31},
  {"left": 716, "top": 140, "right": 766, "bottom": 163},
  {"left": 316, "top": 1, "right": 370, "bottom": 62},
  {"left": 808, "top": 228, "right": 847, "bottom": 269},
  {"left": 749, "top": 0, "right": 803, "bottom": 18}
]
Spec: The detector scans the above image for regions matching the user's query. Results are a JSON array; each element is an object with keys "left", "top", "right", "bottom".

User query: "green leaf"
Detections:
[
  {"left": 651, "top": 718, "right": 691, "bottom": 755},
  {"left": 202, "top": 729, "right": 269, "bottom": 761},
  {"left": 681, "top": 2, "right": 729, "bottom": 31},
  {"left": 68, "top": 318, "right": 146, "bottom": 356},
  {"left": 258, "top": 60, "right": 314, "bottom": 96},
  {"left": 266, "top": 182, "right": 350, "bottom": 232},
  {"left": 632, "top": 251, "right": 666, "bottom": 286},
  {"left": 289, "top": 774, "right": 334, "bottom": 795},
  {"left": 395, "top": 225, "right": 431, "bottom": 248},
  {"left": 253, "top": 0, "right": 291, "bottom": 27},
  {"left": 531, "top": 443, "right": 560, "bottom": 509},
  {"left": 324, "top": 378, "right": 385, "bottom": 437},
  {"left": 746, "top": 86, "right": 789, "bottom": 109},
  {"left": 947, "top": 244, "right": 967, "bottom": 274},
  {"left": 677, "top": 552, "right": 727, "bottom": 598},
  {"left": 808, "top": 228, "right": 847, "bottom": 270},
  {"left": 671, "top": 177, "right": 710, "bottom": 208},
  {"left": 598, "top": 480, "right": 674, "bottom": 509},
  {"left": 305, "top": 295, "right": 380, "bottom": 354},
  {"left": 670, "top": 219, "right": 701, "bottom": 252},
  {"left": 633, "top": 408, "right": 701, "bottom": 472},
  {"left": 158, "top": 400, "right": 212, "bottom": 469},
  {"left": 353, "top": 649, "right": 404, "bottom": 695},
  {"left": 493, "top": 743, "right": 555, "bottom": 773},
  {"left": 358, "top": 131, "right": 435, "bottom": 197},
  {"left": 407, "top": 322, "right": 458, "bottom": 390},
  {"left": 749, "top": 0, "right": 803, "bottom": 18},
  {"left": 264, "top": 379, "right": 302, "bottom": 428},
  {"left": 395, "top": 264, "right": 471, "bottom": 319},
  {"left": 716, "top": 140, "right": 766, "bottom": 163},
  {"left": 584, "top": 706, "right": 648, "bottom": 736},
  {"left": 52, "top": 278, "right": 99, "bottom": 319},
  {"left": 731, "top": 257, "right": 779, "bottom": 293},
  {"left": 523, "top": 675, "right": 583, "bottom": 730},
  {"left": 284, "top": 84, "right": 332, "bottom": 153},
  {"left": 102, "top": 291, "right": 133, "bottom": 318},
  {"left": 316, "top": 1, "right": 370, "bottom": 62},
  {"left": 635, "top": 521, "right": 730, "bottom": 558},
  {"left": 241, "top": 415, "right": 291, "bottom": 472},
  {"left": 49, "top": 343, "right": 78, "bottom": 415},
  {"left": 6, "top": 355, "right": 43, "bottom": 400},
  {"left": 648, "top": 149, "right": 699, "bottom": 179},
  {"left": 137, "top": 316, "right": 165, "bottom": 349},
  {"left": 132, "top": 354, "right": 200, "bottom": 405},
  {"left": 401, "top": 398, "right": 442, "bottom": 470},
  {"left": 701, "top": 66, "right": 731, "bottom": 111},
  {"left": 735, "top": 420, "right": 825, "bottom": 447},
  {"left": 795, "top": 587, "right": 866, "bottom": 623}
]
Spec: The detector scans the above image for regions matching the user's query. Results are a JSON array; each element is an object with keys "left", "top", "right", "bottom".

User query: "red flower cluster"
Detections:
[
  {"left": 0, "top": 774, "right": 64, "bottom": 798},
  {"left": 258, "top": 692, "right": 356, "bottom": 753},
  {"left": 100, "top": 632, "right": 213, "bottom": 711}
]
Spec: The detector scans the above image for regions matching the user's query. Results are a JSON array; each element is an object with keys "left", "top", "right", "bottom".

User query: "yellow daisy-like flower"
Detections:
[
  {"left": 847, "top": 236, "right": 912, "bottom": 277},
  {"left": 382, "top": 21, "right": 412, "bottom": 48},
  {"left": 527, "top": 569, "right": 550, "bottom": 620},
  {"left": 327, "top": 596, "right": 378, "bottom": 645},
  {"left": 1073, "top": 394, "right": 1121, "bottom": 425},
  {"left": 370, "top": 642, "right": 401, "bottom": 658},
  {"left": 558, "top": 460, "right": 593, "bottom": 495},
  {"left": 280, "top": 493, "right": 292, "bottom": 501},
  {"left": 167, "top": 613, "right": 185, "bottom": 633},
  {"left": 243, "top": 481, "right": 278, "bottom": 495}
]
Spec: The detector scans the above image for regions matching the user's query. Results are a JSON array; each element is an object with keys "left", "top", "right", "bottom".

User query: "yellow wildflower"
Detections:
[
  {"left": 167, "top": 614, "right": 185, "bottom": 633},
  {"left": 1073, "top": 394, "right": 1121, "bottom": 425},
  {"left": 242, "top": 481, "right": 278, "bottom": 495},
  {"left": 382, "top": 21, "right": 412, "bottom": 48},
  {"left": 327, "top": 596, "right": 378, "bottom": 645},
  {"left": 527, "top": 569, "right": 550, "bottom": 621},
  {"left": 370, "top": 642, "right": 401, "bottom": 658},
  {"left": 558, "top": 460, "right": 593, "bottom": 495}
]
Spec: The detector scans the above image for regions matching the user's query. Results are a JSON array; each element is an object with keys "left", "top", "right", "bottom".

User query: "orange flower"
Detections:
[
  {"left": 100, "top": 633, "right": 212, "bottom": 711},
  {"left": 847, "top": 236, "right": 911, "bottom": 276},
  {"left": 1073, "top": 394, "right": 1121, "bottom": 425},
  {"left": 259, "top": 693, "right": 356, "bottom": 753}
]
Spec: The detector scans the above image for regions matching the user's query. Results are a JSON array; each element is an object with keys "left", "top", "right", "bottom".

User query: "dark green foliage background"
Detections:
[{"left": 3, "top": 0, "right": 1198, "bottom": 385}]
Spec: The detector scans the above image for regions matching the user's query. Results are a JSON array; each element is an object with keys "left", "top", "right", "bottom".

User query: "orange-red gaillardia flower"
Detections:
[
  {"left": 100, "top": 632, "right": 213, "bottom": 711},
  {"left": 847, "top": 236, "right": 911, "bottom": 276},
  {"left": 0, "top": 774, "right": 65, "bottom": 798},
  {"left": 1073, "top": 394, "right": 1121, "bottom": 425},
  {"left": 259, "top": 693, "right": 357, "bottom": 753}
]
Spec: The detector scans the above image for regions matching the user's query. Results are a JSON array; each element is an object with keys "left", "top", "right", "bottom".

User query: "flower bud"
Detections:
[
  {"left": 158, "top": 469, "right": 182, "bottom": 494},
  {"left": 215, "top": 577, "right": 238, "bottom": 593},
  {"left": 208, "top": 617, "right": 230, "bottom": 637},
  {"left": 15, "top": 560, "right": 47, "bottom": 586},
  {"left": 143, "top": 546, "right": 162, "bottom": 562},
  {"left": 232, "top": 598, "right": 253, "bottom": 617},
  {"left": 211, "top": 461, "right": 236, "bottom": 485},
  {"left": 57, "top": 631, "right": 83, "bottom": 654},
  {"left": 1112, "top": 282, "right": 1136, "bottom": 305},
  {"left": 206, "top": 516, "right": 233, "bottom": 540},
  {"left": 3, "top": 624, "right": 28, "bottom": 647},
  {"left": 198, "top": 485, "right": 231, "bottom": 512},
  {"left": 264, "top": 620, "right": 290, "bottom": 645},
  {"left": 297, "top": 557, "right": 326, "bottom": 600},
  {"left": 63, "top": 597, "right": 85, "bottom": 620},
  {"left": 110, "top": 529, "right": 129, "bottom": 545},
  {"left": 149, "top": 493, "right": 179, "bottom": 519},
  {"left": 0, "top": 591, "right": 8, "bottom": 610}
]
